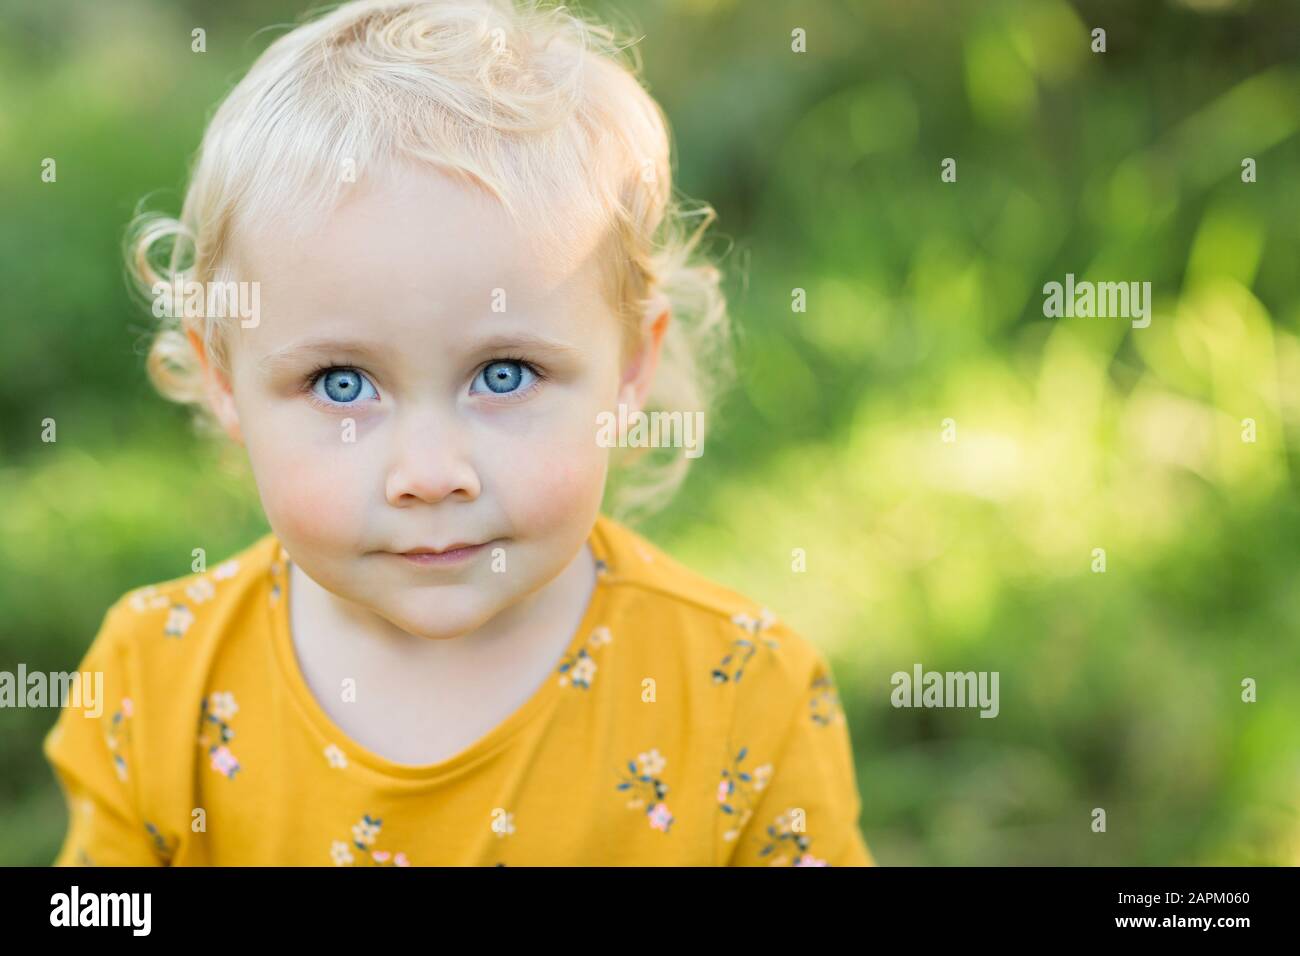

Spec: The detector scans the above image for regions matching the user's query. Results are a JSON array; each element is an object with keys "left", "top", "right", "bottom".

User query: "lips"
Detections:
[{"left": 400, "top": 543, "right": 480, "bottom": 555}]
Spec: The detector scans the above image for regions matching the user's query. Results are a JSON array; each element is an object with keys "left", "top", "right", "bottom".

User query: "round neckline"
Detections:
[{"left": 266, "top": 516, "right": 614, "bottom": 782}]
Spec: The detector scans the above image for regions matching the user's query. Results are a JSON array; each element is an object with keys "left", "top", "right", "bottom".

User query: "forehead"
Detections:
[{"left": 230, "top": 162, "right": 615, "bottom": 355}]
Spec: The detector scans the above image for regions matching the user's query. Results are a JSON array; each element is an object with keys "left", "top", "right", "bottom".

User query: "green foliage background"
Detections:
[{"left": 2, "top": 0, "right": 1298, "bottom": 865}]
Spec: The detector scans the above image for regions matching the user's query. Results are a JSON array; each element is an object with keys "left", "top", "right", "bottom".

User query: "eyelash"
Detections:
[{"left": 299, "top": 356, "right": 548, "bottom": 411}]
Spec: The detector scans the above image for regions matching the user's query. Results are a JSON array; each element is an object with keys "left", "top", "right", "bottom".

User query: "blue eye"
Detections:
[
  {"left": 476, "top": 360, "right": 537, "bottom": 395},
  {"left": 312, "top": 367, "right": 377, "bottom": 405}
]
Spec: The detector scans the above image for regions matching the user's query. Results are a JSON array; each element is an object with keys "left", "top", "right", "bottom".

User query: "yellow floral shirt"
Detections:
[{"left": 44, "top": 512, "right": 874, "bottom": 866}]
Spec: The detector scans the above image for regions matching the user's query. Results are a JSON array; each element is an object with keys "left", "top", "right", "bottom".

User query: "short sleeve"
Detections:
[
  {"left": 42, "top": 600, "right": 164, "bottom": 866},
  {"left": 722, "top": 644, "right": 874, "bottom": 867}
]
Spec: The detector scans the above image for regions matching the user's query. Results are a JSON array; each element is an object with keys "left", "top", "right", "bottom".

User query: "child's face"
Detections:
[{"left": 193, "top": 163, "right": 663, "bottom": 640}]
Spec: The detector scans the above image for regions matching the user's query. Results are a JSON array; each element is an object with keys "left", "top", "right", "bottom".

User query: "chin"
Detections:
[{"left": 386, "top": 599, "right": 495, "bottom": 641}]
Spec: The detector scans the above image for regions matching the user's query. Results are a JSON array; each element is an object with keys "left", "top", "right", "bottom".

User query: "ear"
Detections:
[
  {"left": 617, "top": 291, "right": 670, "bottom": 413},
  {"left": 185, "top": 325, "right": 244, "bottom": 444}
]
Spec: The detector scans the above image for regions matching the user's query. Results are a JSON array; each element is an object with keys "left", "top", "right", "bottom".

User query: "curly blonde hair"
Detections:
[{"left": 127, "top": 0, "right": 732, "bottom": 521}]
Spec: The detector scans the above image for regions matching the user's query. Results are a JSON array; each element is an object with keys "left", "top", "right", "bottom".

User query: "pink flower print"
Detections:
[
  {"left": 616, "top": 752, "right": 672, "bottom": 832},
  {"left": 121, "top": 698, "right": 134, "bottom": 718},
  {"left": 757, "top": 809, "right": 820, "bottom": 863},
  {"left": 211, "top": 746, "right": 240, "bottom": 779},
  {"left": 334, "top": 816, "right": 409, "bottom": 866},
  {"left": 718, "top": 746, "right": 766, "bottom": 841},
  {"left": 648, "top": 802, "right": 674, "bottom": 832},
  {"left": 199, "top": 693, "right": 239, "bottom": 776}
]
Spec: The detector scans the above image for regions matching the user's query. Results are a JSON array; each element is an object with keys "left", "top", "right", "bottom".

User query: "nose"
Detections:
[{"left": 384, "top": 406, "right": 482, "bottom": 506}]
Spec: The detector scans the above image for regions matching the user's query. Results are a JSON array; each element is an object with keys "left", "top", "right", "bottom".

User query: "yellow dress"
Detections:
[{"left": 44, "top": 513, "right": 874, "bottom": 866}]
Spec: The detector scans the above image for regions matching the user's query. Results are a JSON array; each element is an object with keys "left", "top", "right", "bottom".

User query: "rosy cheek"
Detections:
[
  {"left": 248, "top": 433, "right": 366, "bottom": 549},
  {"left": 514, "top": 442, "right": 605, "bottom": 534}
]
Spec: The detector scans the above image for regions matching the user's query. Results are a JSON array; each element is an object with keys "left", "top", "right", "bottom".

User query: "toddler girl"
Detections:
[{"left": 45, "top": 0, "right": 873, "bottom": 866}]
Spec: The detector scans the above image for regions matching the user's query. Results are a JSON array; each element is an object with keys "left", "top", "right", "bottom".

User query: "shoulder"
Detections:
[
  {"left": 591, "top": 514, "right": 831, "bottom": 697},
  {"left": 94, "top": 531, "right": 283, "bottom": 667}
]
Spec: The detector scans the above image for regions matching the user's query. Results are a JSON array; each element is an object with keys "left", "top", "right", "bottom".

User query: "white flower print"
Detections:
[
  {"left": 185, "top": 577, "right": 216, "bottom": 604},
  {"left": 571, "top": 656, "right": 596, "bottom": 687},
  {"left": 128, "top": 586, "right": 170, "bottom": 613},
  {"left": 324, "top": 744, "right": 348, "bottom": 769},
  {"left": 637, "top": 748, "right": 666, "bottom": 776},
  {"left": 352, "top": 818, "right": 381, "bottom": 847},
  {"left": 209, "top": 692, "right": 239, "bottom": 721},
  {"left": 213, "top": 559, "right": 240, "bottom": 581},
  {"left": 164, "top": 604, "right": 194, "bottom": 638},
  {"left": 731, "top": 607, "right": 778, "bottom": 636},
  {"left": 330, "top": 841, "right": 354, "bottom": 866}
]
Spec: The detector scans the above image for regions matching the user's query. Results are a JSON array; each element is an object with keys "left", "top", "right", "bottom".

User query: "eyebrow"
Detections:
[{"left": 256, "top": 333, "right": 583, "bottom": 374}]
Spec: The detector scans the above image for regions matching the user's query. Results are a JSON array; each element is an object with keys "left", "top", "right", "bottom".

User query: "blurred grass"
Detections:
[{"left": 2, "top": 0, "right": 1299, "bottom": 865}]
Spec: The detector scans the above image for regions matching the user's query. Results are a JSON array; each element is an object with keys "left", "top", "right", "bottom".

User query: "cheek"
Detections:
[
  {"left": 241, "top": 411, "right": 370, "bottom": 551},
  {"left": 493, "top": 422, "right": 607, "bottom": 536}
]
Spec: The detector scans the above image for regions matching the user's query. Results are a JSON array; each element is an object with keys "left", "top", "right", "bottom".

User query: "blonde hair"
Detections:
[{"left": 127, "top": 0, "right": 732, "bottom": 521}]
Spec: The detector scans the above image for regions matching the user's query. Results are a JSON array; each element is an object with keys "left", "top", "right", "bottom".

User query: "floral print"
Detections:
[
  {"left": 809, "top": 673, "right": 845, "bottom": 726},
  {"left": 711, "top": 609, "right": 780, "bottom": 683},
  {"left": 756, "top": 810, "right": 828, "bottom": 867},
  {"left": 185, "top": 577, "right": 216, "bottom": 605},
  {"left": 616, "top": 749, "right": 674, "bottom": 832},
  {"left": 333, "top": 814, "right": 411, "bottom": 866},
  {"left": 198, "top": 692, "right": 240, "bottom": 779},
  {"left": 557, "top": 626, "right": 612, "bottom": 689},
  {"left": 144, "top": 821, "right": 178, "bottom": 864},
  {"left": 163, "top": 603, "right": 194, "bottom": 638},
  {"left": 106, "top": 698, "right": 133, "bottom": 781},
  {"left": 127, "top": 558, "right": 243, "bottom": 637},
  {"left": 52, "top": 521, "right": 867, "bottom": 867},
  {"left": 127, "top": 586, "right": 169, "bottom": 613},
  {"left": 269, "top": 557, "right": 283, "bottom": 605},
  {"left": 717, "top": 746, "right": 772, "bottom": 841}
]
